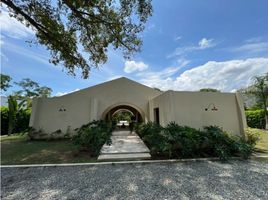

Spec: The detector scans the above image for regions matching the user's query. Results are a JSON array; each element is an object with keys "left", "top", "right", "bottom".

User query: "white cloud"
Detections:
[
  {"left": 198, "top": 38, "right": 215, "bottom": 49},
  {"left": 138, "top": 66, "right": 181, "bottom": 80},
  {"left": 231, "top": 42, "right": 268, "bottom": 54},
  {"left": 0, "top": 35, "right": 8, "bottom": 61},
  {"left": 0, "top": 10, "right": 34, "bottom": 39},
  {"left": 137, "top": 59, "right": 190, "bottom": 90},
  {"left": 168, "top": 37, "right": 216, "bottom": 58},
  {"left": 55, "top": 88, "right": 80, "bottom": 97},
  {"left": 176, "top": 58, "right": 190, "bottom": 67},
  {"left": 244, "top": 37, "right": 262, "bottom": 43},
  {"left": 2, "top": 40, "right": 54, "bottom": 66},
  {"left": 139, "top": 57, "right": 268, "bottom": 92},
  {"left": 0, "top": 35, "right": 4, "bottom": 45},
  {"left": 124, "top": 60, "right": 148, "bottom": 73},
  {"left": 228, "top": 37, "right": 268, "bottom": 54},
  {"left": 174, "top": 36, "right": 182, "bottom": 41},
  {"left": 0, "top": 51, "right": 8, "bottom": 62}
]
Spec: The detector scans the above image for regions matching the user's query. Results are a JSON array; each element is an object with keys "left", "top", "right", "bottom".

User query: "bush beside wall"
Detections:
[
  {"left": 15, "top": 109, "right": 31, "bottom": 133},
  {"left": 1, "top": 107, "right": 9, "bottom": 134},
  {"left": 0, "top": 106, "right": 31, "bottom": 135},
  {"left": 245, "top": 110, "right": 265, "bottom": 129},
  {"left": 135, "top": 122, "right": 256, "bottom": 161},
  {"left": 72, "top": 120, "right": 113, "bottom": 156}
]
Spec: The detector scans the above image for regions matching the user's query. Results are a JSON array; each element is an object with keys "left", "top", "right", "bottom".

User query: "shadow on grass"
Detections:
[{"left": 1, "top": 134, "right": 96, "bottom": 165}]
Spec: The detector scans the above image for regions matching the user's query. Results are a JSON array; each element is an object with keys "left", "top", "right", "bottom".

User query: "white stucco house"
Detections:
[{"left": 29, "top": 77, "right": 247, "bottom": 138}]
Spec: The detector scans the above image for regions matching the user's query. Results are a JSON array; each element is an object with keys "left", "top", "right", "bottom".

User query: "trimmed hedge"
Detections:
[
  {"left": 0, "top": 106, "right": 31, "bottom": 135},
  {"left": 245, "top": 110, "right": 265, "bottom": 129}
]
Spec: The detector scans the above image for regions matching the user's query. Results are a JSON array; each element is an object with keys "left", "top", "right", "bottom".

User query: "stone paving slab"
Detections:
[
  {"left": 112, "top": 130, "right": 133, "bottom": 136},
  {"left": 100, "top": 133, "right": 150, "bottom": 154},
  {"left": 98, "top": 130, "right": 151, "bottom": 161},
  {"left": 98, "top": 153, "right": 151, "bottom": 161}
]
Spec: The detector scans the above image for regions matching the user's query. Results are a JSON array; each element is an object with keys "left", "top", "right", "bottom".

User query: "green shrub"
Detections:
[
  {"left": 245, "top": 110, "right": 265, "bottom": 129},
  {"left": 203, "top": 126, "right": 235, "bottom": 160},
  {"left": 135, "top": 122, "right": 165, "bottom": 156},
  {"left": 1, "top": 107, "right": 9, "bottom": 134},
  {"left": 15, "top": 109, "right": 31, "bottom": 133},
  {"left": 234, "top": 138, "right": 254, "bottom": 159},
  {"left": 136, "top": 122, "right": 256, "bottom": 161},
  {"left": 0, "top": 107, "right": 31, "bottom": 134},
  {"left": 163, "top": 122, "right": 205, "bottom": 158},
  {"left": 245, "top": 128, "right": 261, "bottom": 146},
  {"left": 72, "top": 120, "right": 112, "bottom": 157}
]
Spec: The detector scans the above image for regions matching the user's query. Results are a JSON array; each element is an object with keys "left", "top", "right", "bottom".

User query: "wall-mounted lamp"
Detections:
[
  {"left": 205, "top": 103, "right": 218, "bottom": 111},
  {"left": 59, "top": 107, "right": 66, "bottom": 112}
]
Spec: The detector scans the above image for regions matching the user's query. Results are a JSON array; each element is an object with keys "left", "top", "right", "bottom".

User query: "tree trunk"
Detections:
[
  {"left": 265, "top": 112, "right": 268, "bottom": 130},
  {"left": 261, "top": 93, "right": 267, "bottom": 130},
  {"left": 8, "top": 96, "right": 17, "bottom": 136}
]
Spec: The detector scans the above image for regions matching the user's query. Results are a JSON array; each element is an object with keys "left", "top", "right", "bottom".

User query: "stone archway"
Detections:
[
  {"left": 102, "top": 104, "right": 144, "bottom": 123},
  {"left": 99, "top": 104, "right": 150, "bottom": 161}
]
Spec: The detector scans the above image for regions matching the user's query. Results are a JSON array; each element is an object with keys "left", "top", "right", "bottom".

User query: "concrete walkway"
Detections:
[{"left": 98, "top": 130, "right": 151, "bottom": 161}]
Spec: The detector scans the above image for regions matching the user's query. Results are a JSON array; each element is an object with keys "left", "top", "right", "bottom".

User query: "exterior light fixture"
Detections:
[
  {"left": 205, "top": 103, "right": 218, "bottom": 111},
  {"left": 59, "top": 107, "right": 66, "bottom": 112}
]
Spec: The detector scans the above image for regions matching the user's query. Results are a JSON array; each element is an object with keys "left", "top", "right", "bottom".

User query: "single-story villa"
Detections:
[{"left": 29, "top": 77, "right": 247, "bottom": 138}]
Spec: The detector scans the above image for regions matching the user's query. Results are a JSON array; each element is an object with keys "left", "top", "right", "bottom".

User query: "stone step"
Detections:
[
  {"left": 101, "top": 149, "right": 150, "bottom": 155},
  {"left": 98, "top": 153, "right": 151, "bottom": 161},
  {"left": 111, "top": 135, "right": 140, "bottom": 139},
  {"left": 101, "top": 137, "right": 150, "bottom": 154}
]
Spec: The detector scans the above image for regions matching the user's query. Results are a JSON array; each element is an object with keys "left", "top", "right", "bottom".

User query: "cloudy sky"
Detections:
[{"left": 1, "top": 0, "right": 268, "bottom": 96}]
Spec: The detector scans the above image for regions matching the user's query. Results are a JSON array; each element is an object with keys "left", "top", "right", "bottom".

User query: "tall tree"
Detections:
[
  {"left": 0, "top": 74, "right": 12, "bottom": 92},
  {"left": 200, "top": 88, "right": 220, "bottom": 92},
  {"left": 7, "top": 95, "right": 17, "bottom": 135},
  {"left": 14, "top": 78, "right": 52, "bottom": 98},
  {"left": 14, "top": 78, "right": 52, "bottom": 109},
  {"left": 2, "top": 0, "right": 152, "bottom": 78},
  {"left": 246, "top": 73, "right": 268, "bottom": 129},
  {"left": 35, "top": 86, "right": 53, "bottom": 97}
]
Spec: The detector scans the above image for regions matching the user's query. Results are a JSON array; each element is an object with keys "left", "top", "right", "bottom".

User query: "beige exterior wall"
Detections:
[
  {"left": 150, "top": 90, "right": 247, "bottom": 137},
  {"left": 29, "top": 78, "right": 161, "bottom": 133},
  {"left": 29, "top": 77, "right": 246, "bottom": 137}
]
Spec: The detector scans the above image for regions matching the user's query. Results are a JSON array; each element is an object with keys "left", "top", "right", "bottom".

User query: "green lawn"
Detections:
[
  {"left": 1, "top": 129, "right": 268, "bottom": 165},
  {"left": 250, "top": 128, "right": 268, "bottom": 154},
  {"left": 1, "top": 133, "right": 97, "bottom": 165},
  {"left": 247, "top": 128, "right": 268, "bottom": 163}
]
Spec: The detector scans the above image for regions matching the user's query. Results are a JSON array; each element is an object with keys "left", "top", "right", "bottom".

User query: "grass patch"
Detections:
[
  {"left": 251, "top": 157, "right": 268, "bottom": 163},
  {"left": 0, "top": 133, "right": 28, "bottom": 142},
  {"left": 247, "top": 128, "right": 268, "bottom": 163},
  {"left": 251, "top": 128, "right": 268, "bottom": 154},
  {"left": 1, "top": 133, "right": 97, "bottom": 165}
]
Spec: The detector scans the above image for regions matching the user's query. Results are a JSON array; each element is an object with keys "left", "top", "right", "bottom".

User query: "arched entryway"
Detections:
[
  {"left": 98, "top": 103, "right": 151, "bottom": 161},
  {"left": 103, "top": 104, "right": 144, "bottom": 124}
]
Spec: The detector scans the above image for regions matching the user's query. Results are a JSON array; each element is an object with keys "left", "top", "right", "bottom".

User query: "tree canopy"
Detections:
[
  {"left": 0, "top": 74, "right": 12, "bottom": 91},
  {"left": 2, "top": 0, "right": 152, "bottom": 78},
  {"left": 112, "top": 111, "right": 133, "bottom": 122},
  {"left": 199, "top": 88, "right": 220, "bottom": 92},
  {"left": 1, "top": 76, "right": 53, "bottom": 109},
  {"left": 245, "top": 73, "right": 268, "bottom": 129},
  {"left": 14, "top": 78, "right": 52, "bottom": 98}
]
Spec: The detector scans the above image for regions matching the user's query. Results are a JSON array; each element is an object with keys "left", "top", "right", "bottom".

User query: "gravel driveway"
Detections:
[{"left": 1, "top": 160, "right": 268, "bottom": 200}]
